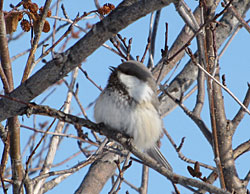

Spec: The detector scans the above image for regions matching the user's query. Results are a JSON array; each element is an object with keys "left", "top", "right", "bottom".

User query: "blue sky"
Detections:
[{"left": 1, "top": 0, "right": 250, "bottom": 193}]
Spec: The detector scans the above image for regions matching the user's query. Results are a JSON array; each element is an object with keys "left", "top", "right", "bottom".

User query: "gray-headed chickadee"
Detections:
[{"left": 94, "top": 60, "right": 172, "bottom": 171}]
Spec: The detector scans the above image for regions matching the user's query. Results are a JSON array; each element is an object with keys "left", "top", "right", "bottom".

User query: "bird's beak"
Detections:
[{"left": 109, "top": 66, "right": 116, "bottom": 72}]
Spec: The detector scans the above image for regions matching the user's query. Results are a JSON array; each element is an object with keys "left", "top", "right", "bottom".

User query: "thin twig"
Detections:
[
  {"left": 147, "top": 11, "right": 155, "bottom": 68},
  {"left": 140, "top": 37, "right": 151, "bottom": 63},
  {"left": 164, "top": 0, "right": 233, "bottom": 67},
  {"left": 231, "top": 84, "right": 250, "bottom": 131},
  {"left": 139, "top": 165, "right": 149, "bottom": 194},
  {"left": 243, "top": 170, "right": 250, "bottom": 187},
  {"left": 222, "top": 0, "right": 250, "bottom": 34},
  {"left": 10, "top": 23, "right": 69, "bottom": 62},
  {"left": 218, "top": 24, "right": 240, "bottom": 59},
  {"left": 32, "top": 157, "right": 96, "bottom": 184},
  {"left": 109, "top": 153, "right": 131, "bottom": 193},
  {"left": 21, "top": 0, "right": 53, "bottom": 82},
  {"left": 159, "top": 85, "right": 212, "bottom": 145},
  {"left": 163, "top": 128, "right": 214, "bottom": 170},
  {"left": 79, "top": 66, "right": 102, "bottom": 91},
  {"left": 51, "top": 0, "right": 61, "bottom": 57},
  {"left": 30, "top": 16, "right": 81, "bottom": 72},
  {"left": 156, "top": 23, "right": 168, "bottom": 84},
  {"left": 20, "top": 124, "right": 97, "bottom": 145},
  {"left": 185, "top": 48, "right": 250, "bottom": 115}
]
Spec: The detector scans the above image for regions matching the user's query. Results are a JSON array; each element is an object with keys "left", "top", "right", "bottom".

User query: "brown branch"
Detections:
[
  {"left": 153, "top": 0, "right": 233, "bottom": 82},
  {"left": 51, "top": 0, "right": 61, "bottom": 55},
  {"left": 110, "top": 37, "right": 127, "bottom": 60},
  {"left": 243, "top": 170, "right": 250, "bottom": 187},
  {"left": 185, "top": 40, "right": 225, "bottom": 186},
  {"left": 0, "top": 65, "right": 10, "bottom": 93},
  {"left": 31, "top": 15, "right": 84, "bottom": 71},
  {"left": 204, "top": 40, "right": 226, "bottom": 191},
  {"left": 223, "top": 0, "right": 250, "bottom": 34},
  {"left": 160, "top": 86, "right": 213, "bottom": 145},
  {"left": 79, "top": 66, "right": 102, "bottom": 91},
  {"left": 167, "top": 0, "right": 232, "bottom": 64},
  {"left": 21, "top": 0, "right": 52, "bottom": 82},
  {"left": 231, "top": 84, "right": 250, "bottom": 132},
  {"left": 23, "top": 103, "right": 230, "bottom": 194},
  {"left": 163, "top": 128, "right": 215, "bottom": 170},
  {"left": 0, "top": 0, "right": 176, "bottom": 123},
  {"left": 139, "top": 165, "right": 149, "bottom": 194},
  {"left": 198, "top": 139, "right": 250, "bottom": 193},
  {"left": 0, "top": 5, "right": 24, "bottom": 194},
  {"left": 0, "top": 132, "right": 9, "bottom": 194},
  {"left": 10, "top": 23, "right": 69, "bottom": 62},
  {"left": 0, "top": 10, "right": 13, "bottom": 92},
  {"left": 0, "top": 9, "right": 11, "bottom": 192},
  {"left": 22, "top": 114, "right": 58, "bottom": 186},
  {"left": 233, "top": 139, "right": 250, "bottom": 160},
  {"left": 20, "top": 124, "right": 97, "bottom": 146},
  {"left": 32, "top": 157, "right": 96, "bottom": 184},
  {"left": 140, "top": 37, "right": 150, "bottom": 63},
  {"left": 156, "top": 22, "right": 168, "bottom": 84},
  {"left": 147, "top": 10, "right": 161, "bottom": 69},
  {"left": 110, "top": 155, "right": 132, "bottom": 193}
]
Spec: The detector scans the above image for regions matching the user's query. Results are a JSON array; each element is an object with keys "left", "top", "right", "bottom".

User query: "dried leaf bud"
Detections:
[
  {"left": 29, "top": 3, "right": 39, "bottom": 13},
  {"left": 194, "top": 161, "right": 200, "bottom": 173},
  {"left": 20, "top": 19, "right": 31, "bottom": 32},
  {"left": 107, "top": 3, "right": 115, "bottom": 10},
  {"left": 187, "top": 166, "right": 195, "bottom": 177},
  {"left": 23, "top": 2, "right": 30, "bottom": 9},
  {"left": 86, "top": 22, "right": 92, "bottom": 29},
  {"left": 47, "top": 10, "right": 52, "bottom": 17},
  {"left": 98, "top": 3, "right": 115, "bottom": 15},
  {"left": 98, "top": 7, "right": 109, "bottom": 15},
  {"left": 5, "top": 12, "right": 21, "bottom": 34},
  {"left": 39, "top": 6, "right": 43, "bottom": 14},
  {"left": 71, "top": 30, "right": 80, "bottom": 39},
  {"left": 39, "top": 7, "right": 52, "bottom": 17},
  {"left": 17, "top": 12, "right": 23, "bottom": 21},
  {"left": 42, "top": 20, "right": 50, "bottom": 33}
]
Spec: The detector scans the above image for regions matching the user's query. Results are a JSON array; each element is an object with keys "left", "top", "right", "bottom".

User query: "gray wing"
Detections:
[{"left": 146, "top": 145, "right": 173, "bottom": 171}]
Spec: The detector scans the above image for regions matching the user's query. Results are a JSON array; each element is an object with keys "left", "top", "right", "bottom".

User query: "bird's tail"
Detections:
[{"left": 146, "top": 145, "right": 172, "bottom": 171}]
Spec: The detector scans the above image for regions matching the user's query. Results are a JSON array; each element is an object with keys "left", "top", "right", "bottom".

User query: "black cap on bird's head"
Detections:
[
  {"left": 113, "top": 60, "right": 157, "bottom": 91},
  {"left": 117, "top": 60, "right": 153, "bottom": 82},
  {"left": 107, "top": 60, "right": 157, "bottom": 94}
]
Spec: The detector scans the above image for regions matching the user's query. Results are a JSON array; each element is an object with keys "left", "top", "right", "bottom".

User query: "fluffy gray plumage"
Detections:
[{"left": 94, "top": 60, "right": 172, "bottom": 171}]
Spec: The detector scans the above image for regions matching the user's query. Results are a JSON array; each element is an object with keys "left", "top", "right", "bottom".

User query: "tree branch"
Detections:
[
  {"left": 0, "top": 0, "right": 174, "bottom": 122},
  {"left": 19, "top": 103, "right": 230, "bottom": 194},
  {"left": 231, "top": 84, "right": 250, "bottom": 131}
]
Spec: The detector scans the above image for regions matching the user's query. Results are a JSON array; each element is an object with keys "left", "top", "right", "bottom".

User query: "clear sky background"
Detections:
[{"left": 1, "top": 0, "right": 250, "bottom": 193}]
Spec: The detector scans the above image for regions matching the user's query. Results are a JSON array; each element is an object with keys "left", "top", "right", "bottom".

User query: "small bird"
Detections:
[{"left": 94, "top": 60, "right": 172, "bottom": 171}]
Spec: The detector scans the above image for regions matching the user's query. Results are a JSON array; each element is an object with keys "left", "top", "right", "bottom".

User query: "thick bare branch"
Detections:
[
  {"left": 74, "top": 151, "right": 120, "bottom": 194},
  {"left": 158, "top": 0, "right": 250, "bottom": 117},
  {"left": 12, "top": 103, "right": 229, "bottom": 194},
  {"left": 0, "top": 0, "right": 174, "bottom": 122},
  {"left": 0, "top": 4, "right": 24, "bottom": 194}
]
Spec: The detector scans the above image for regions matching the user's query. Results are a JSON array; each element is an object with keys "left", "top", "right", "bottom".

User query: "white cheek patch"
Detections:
[{"left": 118, "top": 73, "right": 154, "bottom": 103}]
